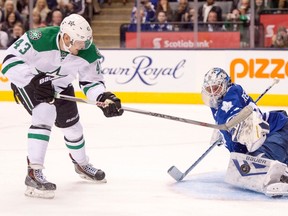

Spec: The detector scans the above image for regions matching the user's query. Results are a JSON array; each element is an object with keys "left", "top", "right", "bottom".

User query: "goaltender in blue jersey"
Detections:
[
  {"left": 1, "top": 14, "right": 123, "bottom": 199},
  {"left": 201, "top": 67, "right": 288, "bottom": 197}
]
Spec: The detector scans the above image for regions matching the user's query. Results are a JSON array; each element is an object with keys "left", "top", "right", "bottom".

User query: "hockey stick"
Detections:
[
  {"left": 167, "top": 138, "right": 224, "bottom": 182},
  {"left": 255, "top": 78, "right": 279, "bottom": 103},
  {"left": 54, "top": 93, "right": 253, "bottom": 131},
  {"left": 167, "top": 78, "right": 280, "bottom": 182}
]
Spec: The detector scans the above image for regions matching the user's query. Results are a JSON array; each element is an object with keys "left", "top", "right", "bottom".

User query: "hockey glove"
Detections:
[
  {"left": 29, "top": 72, "right": 55, "bottom": 103},
  {"left": 230, "top": 111, "right": 269, "bottom": 152},
  {"left": 97, "top": 92, "right": 124, "bottom": 117}
]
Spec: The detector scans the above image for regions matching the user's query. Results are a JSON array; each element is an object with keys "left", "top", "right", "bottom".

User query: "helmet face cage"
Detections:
[
  {"left": 201, "top": 67, "right": 230, "bottom": 108},
  {"left": 60, "top": 14, "right": 93, "bottom": 50}
]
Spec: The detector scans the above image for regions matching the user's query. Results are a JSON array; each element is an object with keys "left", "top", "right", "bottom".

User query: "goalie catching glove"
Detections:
[
  {"left": 230, "top": 110, "right": 270, "bottom": 152},
  {"left": 97, "top": 92, "right": 124, "bottom": 117},
  {"left": 29, "top": 72, "right": 55, "bottom": 103}
]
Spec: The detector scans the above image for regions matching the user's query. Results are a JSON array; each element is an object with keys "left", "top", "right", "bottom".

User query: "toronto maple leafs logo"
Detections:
[{"left": 221, "top": 101, "right": 233, "bottom": 113}]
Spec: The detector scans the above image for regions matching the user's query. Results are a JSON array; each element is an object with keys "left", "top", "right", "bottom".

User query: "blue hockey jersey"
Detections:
[{"left": 211, "top": 83, "right": 288, "bottom": 154}]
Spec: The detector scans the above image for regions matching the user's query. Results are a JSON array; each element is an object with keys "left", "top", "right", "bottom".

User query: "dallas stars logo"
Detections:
[
  {"left": 36, "top": 67, "right": 67, "bottom": 80},
  {"left": 68, "top": 21, "right": 75, "bottom": 27},
  {"left": 28, "top": 29, "right": 42, "bottom": 40}
]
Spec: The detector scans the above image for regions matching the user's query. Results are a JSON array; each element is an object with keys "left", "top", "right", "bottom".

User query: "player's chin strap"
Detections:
[
  {"left": 60, "top": 33, "right": 72, "bottom": 53},
  {"left": 167, "top": 78, "right": 280, "bottom": 182}
]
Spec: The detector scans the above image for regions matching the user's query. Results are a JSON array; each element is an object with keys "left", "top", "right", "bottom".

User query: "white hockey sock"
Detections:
[
  {"left": 65, "top": 136, "right": 88, "bottom": 165},
  {"left": 27, "top": 126, "right": 51, "bottom": 165}
]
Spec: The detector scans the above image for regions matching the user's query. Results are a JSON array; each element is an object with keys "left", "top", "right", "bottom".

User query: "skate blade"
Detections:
[
  {"left": 25, "top": 186, "right": 55, "bottom": 199},
  {"left": 79, "top": 174, "right": 107, "bottom": 183}
]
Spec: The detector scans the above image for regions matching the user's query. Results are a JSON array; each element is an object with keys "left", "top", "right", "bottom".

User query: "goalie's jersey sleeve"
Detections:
[{"left": 1, "top": 26, "right": 105, "bottom": 100}]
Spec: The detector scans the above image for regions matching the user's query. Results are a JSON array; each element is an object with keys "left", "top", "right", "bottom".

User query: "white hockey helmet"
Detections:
[
  {"left": 201, "top": 67, "right": 231, "bottom": 109},
  {"left": 60, "top": 14, "right": 93, "bottom": 51}
]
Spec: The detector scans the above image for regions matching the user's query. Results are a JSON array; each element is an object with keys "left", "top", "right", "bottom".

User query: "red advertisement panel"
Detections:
[
  {"left": 260, "top": 14, "right": 288, "bottom": 47},
  {"left": 126, "top": 32, "right": 240, "bottom": 48}
]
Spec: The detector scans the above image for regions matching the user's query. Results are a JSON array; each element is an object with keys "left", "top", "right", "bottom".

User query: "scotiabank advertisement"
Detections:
[
  {"left": 260, "top": 14, "right": 288, "bottom": 47},
  {"left": 126, "top": 32, "right": 241, "bottom": 48}
]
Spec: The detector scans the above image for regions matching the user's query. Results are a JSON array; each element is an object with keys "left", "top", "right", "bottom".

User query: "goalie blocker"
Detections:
[{"left": 225, "top": 152, "right": 288, "bottom": 197}]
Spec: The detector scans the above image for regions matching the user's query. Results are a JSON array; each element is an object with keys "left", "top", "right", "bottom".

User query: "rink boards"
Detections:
[{"left": 0, "top": 49, "right": 287, "bottom": 106}]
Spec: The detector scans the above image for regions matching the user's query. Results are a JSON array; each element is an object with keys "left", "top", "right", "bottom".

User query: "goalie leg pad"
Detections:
[{"left": 225, "top": 152, "right": 287, "bottom": 194}]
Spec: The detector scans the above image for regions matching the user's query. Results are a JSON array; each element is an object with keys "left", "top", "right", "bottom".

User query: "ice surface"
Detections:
[{"left": 0, "top": 102, "right": 288, "bottom": 216}]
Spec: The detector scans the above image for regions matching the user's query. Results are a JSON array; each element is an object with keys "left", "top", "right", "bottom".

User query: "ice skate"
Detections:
[
  {"left": 25, "top": 159, "right": 56, "bottom": 199},
  {"left": 69, "top": 154, "right": 107, "bottom": 183}
]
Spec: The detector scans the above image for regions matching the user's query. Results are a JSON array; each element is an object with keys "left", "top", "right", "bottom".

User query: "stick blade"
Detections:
[{"left": 167, "top": 166, "right": 184, "bottom": 182}]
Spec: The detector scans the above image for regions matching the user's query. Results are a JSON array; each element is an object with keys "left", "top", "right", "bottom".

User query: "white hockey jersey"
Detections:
[{"left": 1, "top": 26, "right": 106, "bottom": 101}]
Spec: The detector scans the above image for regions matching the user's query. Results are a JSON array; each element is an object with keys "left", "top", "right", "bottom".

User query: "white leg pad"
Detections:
[{"left": 225, "top": 152, "right": 287, "bottom": 194}]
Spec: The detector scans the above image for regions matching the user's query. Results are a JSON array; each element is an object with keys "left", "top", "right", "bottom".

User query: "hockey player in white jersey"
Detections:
[
  {"left": 201, "top": 67, "right": 288, "bottom": 197},
  {"left": 1, "top": 14, "right": 123, "bottom": 199}
]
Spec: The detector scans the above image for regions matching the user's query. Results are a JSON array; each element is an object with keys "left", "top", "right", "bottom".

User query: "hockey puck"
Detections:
[{"left": 240, "top": 164, "right": 250, "bottom": 174}]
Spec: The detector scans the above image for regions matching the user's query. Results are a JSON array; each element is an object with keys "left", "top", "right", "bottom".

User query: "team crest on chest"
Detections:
[{"left": 28, "top": 29, "right": 42, "bottom": 40}]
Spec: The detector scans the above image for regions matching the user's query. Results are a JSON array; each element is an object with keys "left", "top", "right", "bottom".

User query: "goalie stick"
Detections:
[
  {"left": 167, "top": 138, "right": 224, "bottom": 182},
  {"left": 54, "top": 93, "right": 253, "bottom": 131},
  {"left": 167, "top": 78, "right": 280, "bottom": 182}
]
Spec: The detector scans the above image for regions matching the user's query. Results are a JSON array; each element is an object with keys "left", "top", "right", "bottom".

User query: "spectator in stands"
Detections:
[
  {"left": 1, "top": 12, "right": 23, "bottom": 35},
  {"left": 1, "top": 0, "right": 23, "bottom": 23},
  {"left": 17, "top": 0, "right": 29, "bottom": 25},
  {"left": 7, "top": 22, "right": 25, "bottom": 47},
  {"left": 182, "top": 7, "right": 195, "bottom": 30},
  {"left": 47, "top": 9, "right": 63, "bottom": 26},
  {"left": 0, "top": 29, "right": 9, "bottom": 48},
  {"left": 224, "top": 8, "right": 241, "bottom": 31},
  {"left": 231, "top": 0, "right": 251, "bottom": 14},
  {"left": 229, "top": 0, "right": 250, "bottom": 47},
  {"left": 33, "top": 0, "right": 51, "bottom": 24},
  {"left": 239, "top": 0, "right": 251, "bottom": 16},
  {"left": 25, "top": 10, "right": 47, "bottom": 30},
  {"left": 69, "top": 0, "right": 86, "bottom": 15},
  {"left": 198, "top": 0, "right": 223, "bottom": 22},
  {"left": 131, "top": 0, "right": 156, "bottom": 23},
  {"left": 199, "top": 9, "right": 224, "bottom": 31},
  {"left": 172, "top": 0, "right": 190, "bottom": 22},
  {"left": 155, "top": 0, "right": 173, "bottom": 21},
  {"left": 255, "top": 0, "right": 267, "bottom": 24},
  {"left": 269, "top": 0, "right": 288, "bottom": 9},
  {"left": 46, "top": 0, "right": 58, "bottom": 10},
  {"left": 56, "top": 0, "right": 69, "bottom": 16},
  {"left": 150, "top": 10, "right": 173, "bottom": 31},
  {"left": 128, "top": 6, "right": 151, "bottom": 31},
  {"left": 271, "top": 26, "right": 288, "bottom": 48}
]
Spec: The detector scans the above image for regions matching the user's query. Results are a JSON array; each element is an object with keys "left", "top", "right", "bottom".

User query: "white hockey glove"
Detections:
[{"left": 230, "top": 110, "right": 269, "bottom": 152}]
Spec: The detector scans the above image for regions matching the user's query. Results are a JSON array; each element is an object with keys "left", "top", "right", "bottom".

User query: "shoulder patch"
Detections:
[{"left": 28, "top": 29, "right": 42, "bottom": 40}]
